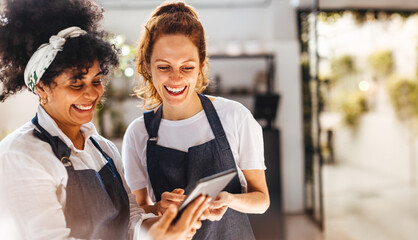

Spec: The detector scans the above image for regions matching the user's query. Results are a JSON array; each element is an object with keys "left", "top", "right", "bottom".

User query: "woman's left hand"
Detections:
[{"left": 202, "top": 191, "right": 230, "bottom": 221}]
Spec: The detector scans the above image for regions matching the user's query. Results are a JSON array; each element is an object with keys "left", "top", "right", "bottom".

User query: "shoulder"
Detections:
[
  {"left": 212, "top": 96, "right": 251, "bottom": 113},
  {"left": 122, "top": 115, "right": 148, "bottom": 150},
  {"left": 210, "top": 96, "right": 262, "bottom": 135},
  {"left": 0, "top": 121, "right": 44, "bottom": 157},
  {"left": 125, "top": 115, "right": 147, "bottom": 139},
  {"left": 211, "top": 96, "right": 253, "bottom": 122},
  {"left": 0, "top": 121, "right": 66, "bottom": 180}
]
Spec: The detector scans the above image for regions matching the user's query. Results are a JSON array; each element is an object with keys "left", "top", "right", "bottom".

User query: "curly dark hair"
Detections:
[{"left": 0, "top": 0, "right": 119, "bottom": 101}]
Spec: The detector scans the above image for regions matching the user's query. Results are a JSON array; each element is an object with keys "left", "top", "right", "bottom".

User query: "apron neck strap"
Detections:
[
  {"left": 32, "top": 114, "right": 114, "bottom": 168},
  {"left": 143, "top": 93, "right": 228, "bottom": 142},
  {"left": 32, "top": 114, "right": 72, "bottom": 161},
  {"left": 197, "top": 93, "right": 228, "bottom": 140},
  {"left": 143, "top": 93, "right": 231, "bottom": 150},
  {"left": 144, "top": 106, "right": 163, "bottom": 140},
  {"left": 89, "top": 137, "right": 117, "bottom": 168}
]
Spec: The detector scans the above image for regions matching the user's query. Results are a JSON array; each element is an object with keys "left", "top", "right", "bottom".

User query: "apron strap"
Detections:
[
  {"left": 89, "top": 137, "right": 122, "bottom": 181},
  {"left": 143, "top": 93, "right": 231, "bottom": 150},
  {"left": 144, "top": 106, "right": 163, "bottom": 140},
  {"left": 31, "top": 115, "right": 116, "bottom": 171},
  {"left": 32, "top": 115, "right": 72, "bottom": 164},
  {"left": 197, "top": 93, "right": 231, "bottom": 151}
]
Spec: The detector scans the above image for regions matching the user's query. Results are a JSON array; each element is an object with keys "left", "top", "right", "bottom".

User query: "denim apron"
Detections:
[
  {"left": 31, "top": 115, "right": 130, "bottom": 240},
  {"left": 144, "top": 93, "right": 255, "bottom": 240}
]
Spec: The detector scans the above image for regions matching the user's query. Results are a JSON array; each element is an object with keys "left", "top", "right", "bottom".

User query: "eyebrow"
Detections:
[
  {"left": 95, "top": 71, "right": 104, "bottom": 77},
  {"left": 68, "top": 70, "right": 103, "bottom": 81},
  {"left": 154, "top": 59, "right": 197, "bottom": 64}
]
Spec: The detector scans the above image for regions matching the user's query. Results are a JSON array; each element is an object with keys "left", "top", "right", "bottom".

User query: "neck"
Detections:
[
  {"left": 162, "top": 92, "right": 202, "bottom": 121},
  {"left": 57, "top": 121, "right": 85, "bottom": 150},
  {"left": 42, "top": 107, "right": 85, "bottom": 149}
]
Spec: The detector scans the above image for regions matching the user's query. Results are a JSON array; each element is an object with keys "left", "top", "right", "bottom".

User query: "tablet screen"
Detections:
[{"left": 178, "top": 168, "right": 237, "bottom": 211}]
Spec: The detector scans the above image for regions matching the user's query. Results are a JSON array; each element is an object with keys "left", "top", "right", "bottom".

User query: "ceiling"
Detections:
[
  {"left": 101, "top": 0, "right": 273, "bottom": 9},
  {"left": 294, "top": 0, "right": 418, "bottom": 10},
  {"left": 100, "top": 0, "right": 418, "bottom": 10}
]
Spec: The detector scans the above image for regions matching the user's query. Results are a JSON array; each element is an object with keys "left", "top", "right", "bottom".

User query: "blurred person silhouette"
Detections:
[
  {"left": 0, "top": 0, "right": 210, "bottom": 239},
  {"left": 122, "top": 2, "right": 270, "bottom": 239}
]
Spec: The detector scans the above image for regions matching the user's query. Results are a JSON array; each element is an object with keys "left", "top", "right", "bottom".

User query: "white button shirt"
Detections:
[{"left": 0, "top": 106, "right": 155, "bottom": 240}]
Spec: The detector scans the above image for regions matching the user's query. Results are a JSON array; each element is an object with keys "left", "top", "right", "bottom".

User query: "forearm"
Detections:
[
  {"left": 228, "top": 191, "right": 270, "bottom": 214},
  {"left": 133, "top": 188, "right": 161, "bottom": 215},
  {"left": 225, "top": 169, "right": 270, "bottom": 214}
]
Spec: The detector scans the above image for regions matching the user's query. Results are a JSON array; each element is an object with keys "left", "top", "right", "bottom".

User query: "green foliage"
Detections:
[
  {"left": 317, "top": 11, "right": 417, "bottom": 26},
  {"left": 95, "top": 34, "right": 134, "bottom": 138},
  {"left": 330, "top": 55, "right": 355, "bottom": 81},
  {"left": 318, "top": 12, "right": 344, "bottom": 24},
  {"left": 337, "top": 91, "right": 368, "bottom": 127},
  {"left": 368, "top": 50, "right": 393, "bottom": 77},
  {"left": 387, "top": 77, "right": 418, "bottom": 121},
  {"left": 107, "top": 35, "right": 136, "bottom": 79}
]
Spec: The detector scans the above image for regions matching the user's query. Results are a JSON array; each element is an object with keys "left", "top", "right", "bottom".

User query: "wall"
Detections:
[{"left": 0, "top": 92, "right": 38, "bottom": 139}]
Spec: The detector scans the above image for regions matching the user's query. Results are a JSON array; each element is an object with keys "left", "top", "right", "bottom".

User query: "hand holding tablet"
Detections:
[{"left": 178, "top": 168, "right": 237, "bottom": 211}]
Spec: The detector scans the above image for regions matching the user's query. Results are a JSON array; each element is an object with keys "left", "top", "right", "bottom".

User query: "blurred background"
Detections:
[{"left": 1, "top": 0, "right": 418, "bottom": 239}]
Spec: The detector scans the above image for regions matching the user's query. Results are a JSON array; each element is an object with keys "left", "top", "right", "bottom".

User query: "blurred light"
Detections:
[
  {"left": 115, "top": 35, "right": 125, "bottom": 46},
  {"left": 121, "top": 45, "right": 131, "bottom": 56},
  {"left": 225, "top": 41, "right": 242, "bottom": 56},
  {"left": 124, "top": 67, "right": 134, "bottom": 77},
  {"left": 243, "top": 40, "right": 261, "bottom": 54},
  {"left": 290, "top": 0, "right": 299, "bottom": 7},
  {"left": 0, "top": 16, "right": 8, "bottom": 26},
  {"left": 359, "top": 80, "right": 370, "bottom": 92}
]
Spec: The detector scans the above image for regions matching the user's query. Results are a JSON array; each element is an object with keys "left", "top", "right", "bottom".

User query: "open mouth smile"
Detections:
[
  {"left": 165, "top": 86, "right": 187, "bottom": 96},
  {"left": 73, "top": 104, "right": 94, "bottom": 112}
]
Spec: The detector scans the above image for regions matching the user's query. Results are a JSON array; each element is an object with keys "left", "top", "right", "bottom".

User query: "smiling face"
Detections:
[
  {"left": 37, "top": 60, "right": 103, "bottom": 133},
  {"left": 149, "top": 34, "right": 202, "bottom": 116}
]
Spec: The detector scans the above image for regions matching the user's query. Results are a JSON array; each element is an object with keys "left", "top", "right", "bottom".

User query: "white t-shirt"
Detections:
[
  {"left": 122, "top": 97, "right": 266, "bottom": 202},
  {"left": 0, "top": 106, "right": 154, "bottom": 240}
]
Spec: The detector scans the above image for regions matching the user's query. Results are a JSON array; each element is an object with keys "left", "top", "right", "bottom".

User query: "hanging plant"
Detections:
[
  {"left": 330, "top": 55, "right": 355, "bottom": 82},
  {"left": 387, "top": 77, "right": 418, "bottom": 125},
  {"left": 337, "top": 91, "right": 368, "bottom": 127},
  {"left": 368, "top": 50, "right": 393, "bottom": 78}
]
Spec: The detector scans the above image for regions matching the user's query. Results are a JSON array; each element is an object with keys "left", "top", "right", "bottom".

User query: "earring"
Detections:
[{"left": 41, "top": 98, "right": 48, "bottom": 105}]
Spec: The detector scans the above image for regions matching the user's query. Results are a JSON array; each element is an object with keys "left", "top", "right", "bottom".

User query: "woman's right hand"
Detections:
[
  {"left": 156, "top": 188, "right": 186, "bottom": 215},
  {"left": 148, "top": 195, "right": 211, "bottom": 240}
]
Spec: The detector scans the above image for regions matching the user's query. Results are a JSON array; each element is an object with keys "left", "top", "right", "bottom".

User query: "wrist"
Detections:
[
  {"left": 224, "top": 192, "right": 233, "bottom": 206},
  {"left": 226, "top": 192, "right": 234, "bottom": 206},
  {"left": 154, "top": 201, "right": 163, "bottom": 216}
]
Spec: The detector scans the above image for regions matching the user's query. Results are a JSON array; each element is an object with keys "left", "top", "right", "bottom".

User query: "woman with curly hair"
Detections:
[
  {"left": 122, "top": 2, "right": 270, "bottom": 239},
  {"left": 0, "top": 0, "right": 209, "bottom": 239}
]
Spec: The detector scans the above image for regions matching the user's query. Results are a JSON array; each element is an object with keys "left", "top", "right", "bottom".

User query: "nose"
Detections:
[
  {"left": 83, "top": 84, "right": 101, "bottom": 99},
  {"left": 170, "top": 68, "right": 182, "bottom": 81}
]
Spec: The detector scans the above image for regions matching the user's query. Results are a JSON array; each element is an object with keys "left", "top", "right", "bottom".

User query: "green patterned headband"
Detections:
[{"left": 24, "top": 26, "right": 87, "bottom": 94}]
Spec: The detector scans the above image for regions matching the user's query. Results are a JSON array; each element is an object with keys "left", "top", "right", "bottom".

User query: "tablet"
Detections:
[{"left": 178, "top": 168, "right": 237, "bottom": 211}]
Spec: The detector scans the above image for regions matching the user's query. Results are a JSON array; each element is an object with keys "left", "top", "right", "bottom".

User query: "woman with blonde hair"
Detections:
[{"left": 123, "top": 2, "right": 270, "bottom": 239}]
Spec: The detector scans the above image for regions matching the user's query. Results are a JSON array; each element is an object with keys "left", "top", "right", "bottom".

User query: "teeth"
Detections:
[
  {"left": 166, "top": 86, "right": 186, "bottom": 94},
  {"left": 74, "top": 104, "right": 93, "bottom": 110}
]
